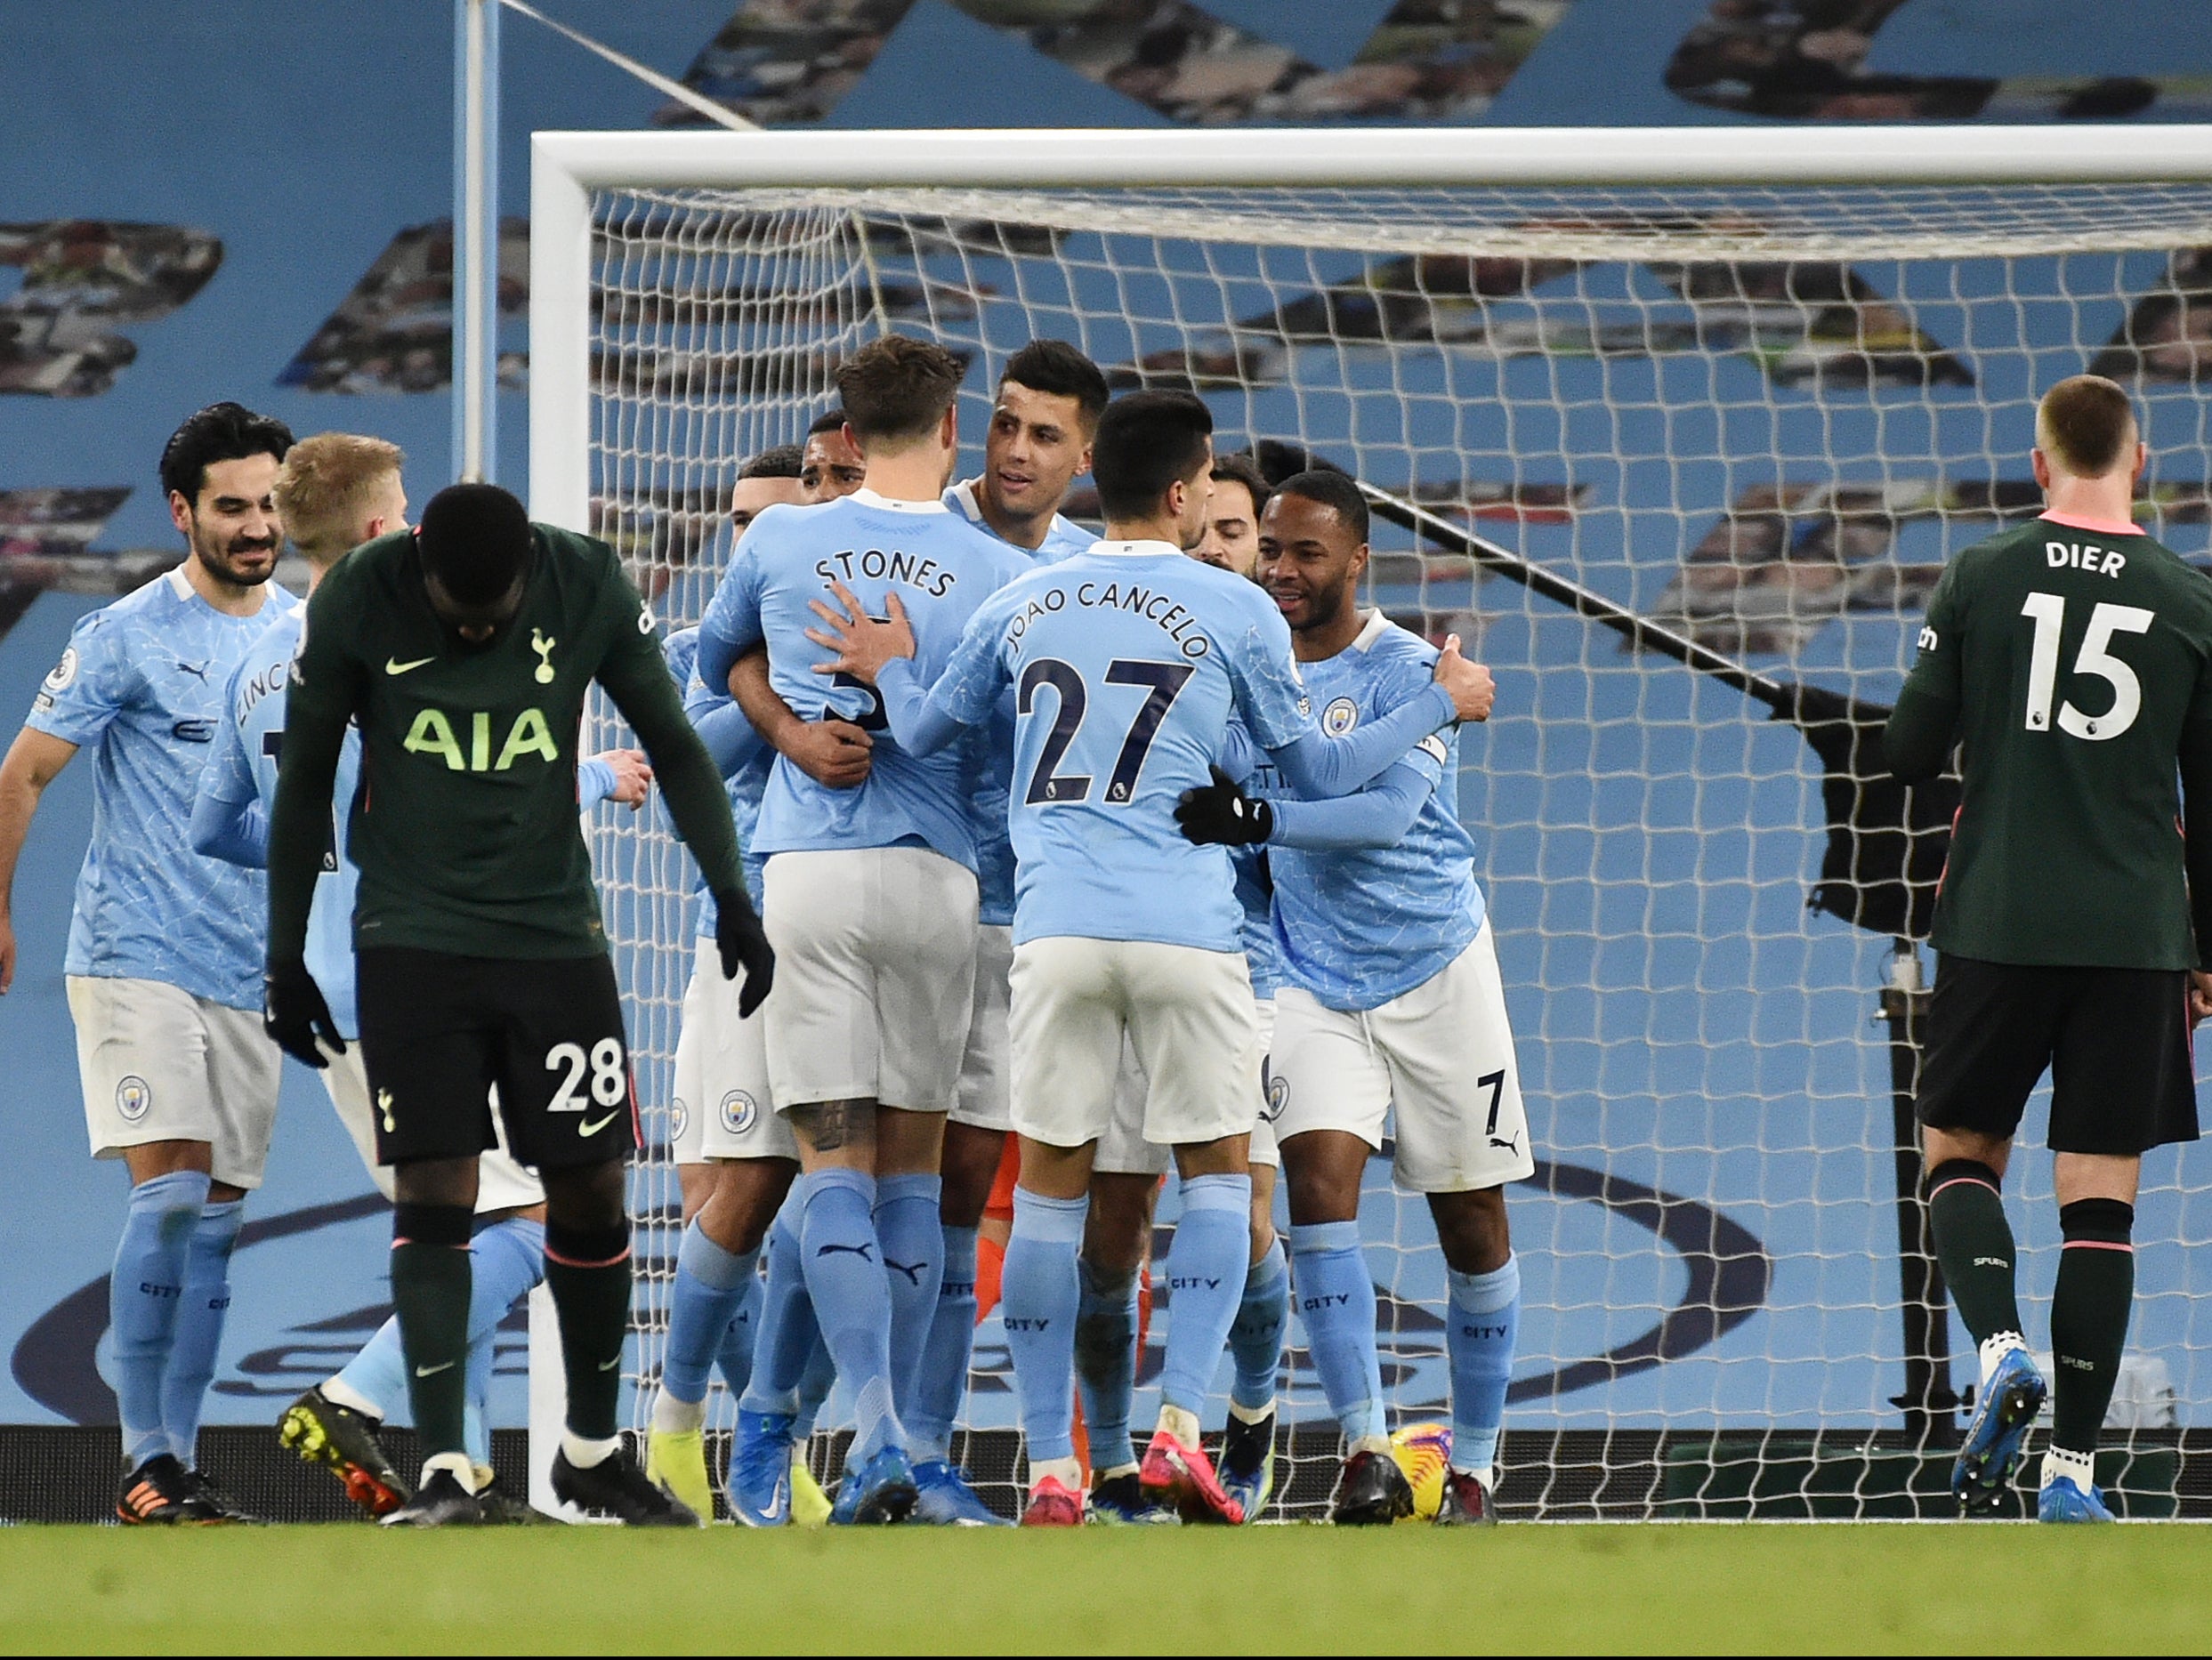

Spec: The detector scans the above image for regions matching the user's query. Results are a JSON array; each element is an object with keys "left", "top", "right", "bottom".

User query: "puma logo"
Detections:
[
  {"left": 1488, "top": 1131, "right": 1522, "bottom": 1155},
  {"left": 816, "top": 1242, "right": 874, "bottom": 1263},
  {"left": 885, "top": 1257, "right": 927, "bottom": 1287}
]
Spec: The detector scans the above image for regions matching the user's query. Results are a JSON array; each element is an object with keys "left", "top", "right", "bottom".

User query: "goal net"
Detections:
[{"left": 550, "top": 132, "right": 2212, "bottom": 1520}]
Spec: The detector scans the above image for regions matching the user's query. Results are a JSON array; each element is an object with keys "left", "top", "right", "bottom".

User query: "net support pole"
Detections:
[
  {"left": 1879, "top": 942, "right": 1958, "bottom": 1455},
  {"left": 452, "top": 0, "right": 500, "bottom": 483},
  {"left": 524, "top": 140, "right": 592, "bottom": 1518}
]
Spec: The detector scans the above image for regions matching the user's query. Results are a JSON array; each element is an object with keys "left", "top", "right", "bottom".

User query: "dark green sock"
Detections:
[
  {"left": 1925, "top": 1160, "right": 2022, "bottom": 1346},
  {"left": 2050, "top": 1199, "right": 2135, "bottom": 1456},
  {"left": 391, "top": 1242, "right": 472, "bottom": 1459},
  {"left": 545, "top": 1223, "right": 633, "bottom": 1443}
]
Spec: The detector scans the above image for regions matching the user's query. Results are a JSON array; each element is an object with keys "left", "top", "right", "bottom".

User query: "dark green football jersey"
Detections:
[
  {"left": 1888, "top": 515, "right": 2212, "bottom": 970},
  {"left": 268, "top": 524, "right": 743, "bottom": 962}
]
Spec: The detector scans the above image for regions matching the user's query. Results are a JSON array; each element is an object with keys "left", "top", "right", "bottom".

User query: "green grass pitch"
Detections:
[{"left": 0, "top": 1524, "right": 2202, "bottom": 1653}]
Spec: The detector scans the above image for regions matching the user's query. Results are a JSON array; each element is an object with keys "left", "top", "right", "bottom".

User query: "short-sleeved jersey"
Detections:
[
  {"left": 697, "top": 488, "right": 1029, "bottom": 871},
  {"left": 942, "top": 476, "right": 1102, "bottom": 926},
  {"left": 284, "top": 525, "right": 717, "bottom": 959},
  {"left": 927, "top": 539, "right": 1312, "bottom": 952},
  {"left": 27, "top": 567, "right": 301, "bottom": 1009},
  {"left": 1268, "top": 613, "right": 1481, "bottom": 1012},
  {"left": 1901, "top": 513, "right": 2212, "bottom": 970},
  {"left": 664, "top": 625, "right": 772, "bottom": 934},
  {"left": 200, "top": 607, "right": 363, "bottom": 1034}
]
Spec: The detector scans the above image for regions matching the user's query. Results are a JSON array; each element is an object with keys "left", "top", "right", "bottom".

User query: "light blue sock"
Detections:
[
  {"left": 1001, "top": 1188, "right": 1086, "bottom": 1464},
  {"left": 792, "top": 1335, "right": 836, "bottom": 1442},
  {"left": 463, "top": 1215, "right": 543, "bottom": 1463},
  {"left": 662, "top": 1220, "right": 760, "bottom": 1406},
  {"left": 873, "top": 1173, "right": 943, "bottom": 1418},
  {"left": 1229, "top": 1237, "right": 1289, "bottom": 1414},
  {"left": 464, "top": 1328, "right": 493, "bottom": 1469},
  {"left": 163, "top": 1197, "right": 244, "bottom": 1468},
  {"left": 110, "top": 1171, "right": 210, "bottom": 1470},
  {"left": 1446, "top": 1254, "right": 1519, "bottom": 1477},
  {"left": 795, "top": 1167, "right": 902, "bottom": 1462},
  {"left": 1158, "top": 1173, "right": 1251, "bottom": 1416},
  {"left": 1073, "top": 1259, "right": 1139, "bottom": 1473},
  {"left": 1291, "top": 1220, "right": 1386, "bottom": 1443},
  {"left": 333, "top": 1319, "right": 408, "bottom": 1420},
  {"left": 738, "top": 1196, "right": 818, "bottom": 1419},
  {"left": 908, "top": 1224, "right": 979, "bottom": 1465},
  {"left": 714, "top": 1280, "right": 765, "bottom": 1401}
]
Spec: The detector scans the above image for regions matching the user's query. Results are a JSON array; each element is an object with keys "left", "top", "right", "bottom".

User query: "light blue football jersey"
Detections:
[
  {"left": 1269, "top": 612, "right": 1482, "bottom": 1011},
  {"left": 664, "top": 625, "right": 772, "bottom": 935},
  {"left": 695, "top": 488, "right": 1029, "bottom": 870},
  {"left": 942, "top": 476, "right": 1101, "bottom": 927},
  {"left": 924, "top": 540, "right": 1311, "bottom": 952},
  {"left": 28, "top": 567, "right": 301, "bottom": 1010},
  {"left": 199, "top": 607, "right": 362, "bottom": 1034},
  {"left": 1231, "top": 726, "right": 1284, "bottom": 999}
]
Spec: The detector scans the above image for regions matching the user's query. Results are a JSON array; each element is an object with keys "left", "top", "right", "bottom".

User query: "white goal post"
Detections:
[{"left": 530, "top": 125, "right": 2212, "bottom": 1520}]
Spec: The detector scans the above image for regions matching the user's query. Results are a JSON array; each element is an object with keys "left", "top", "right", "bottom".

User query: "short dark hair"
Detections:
[
  {"left": 417, "top": 482, "right": 532, "bottom": 605},
  {"left": 741, "top": 444, "right": 803, "bottom": 480},
  {"left": 1209, "top": 452, "right": 1272, "bottom": 522},
  {"left": 1091, "top": 390, "right": 1214, "bottom": 522},
  {"left": 807, "top": 408, "right": 849, "bottom": 439},
  {"left": 1271, "top": 469, "right": 1369, "bottom": 544},
  {"left": 1001, "top": 339, "right": 1109, "bottom": 434},
  {"left": 835, "top": 335, "right": 965, "bottom": 445},
  {"left": 159, "top": 401, "right": 294, "bottom": 504},
  {"left": 2038, "top": 374, "right": 2137, "bottom": 477}
]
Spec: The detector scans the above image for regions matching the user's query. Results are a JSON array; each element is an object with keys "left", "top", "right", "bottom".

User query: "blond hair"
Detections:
[
  {"left": 273, "top": 432, "right": 404, "bottom": 558},
  {"left": 2036, "top": 375, "right": 2137, "bottom": 479}
]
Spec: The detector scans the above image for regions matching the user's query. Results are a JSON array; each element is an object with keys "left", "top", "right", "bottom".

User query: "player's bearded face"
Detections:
[
  {"left": 1195, "top": 479, "right": 1261, "bottom": 578},
  {"left": 1170, "top": 447, "right": 1214, "bottom": 552},
  {"left": 180, "top": 453, "right": 282, "bottom": 590},
  {"left": 799, "top": 430, "right": 867, "bottom": 503}
]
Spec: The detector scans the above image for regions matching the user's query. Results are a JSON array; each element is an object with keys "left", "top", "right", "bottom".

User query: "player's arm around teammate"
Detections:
[
  {"left": 263, "top": 482, "right": 769, "bottom": 1527},
  {"left": 1884, "top": 375, "right": 2212, "bottom": 1523},
  {"left": 0, "top": 402, "right": 297, "bottom": 1524},
  {"left": 1181, "top": 471, "right": 1527, "bottom": 1527}
]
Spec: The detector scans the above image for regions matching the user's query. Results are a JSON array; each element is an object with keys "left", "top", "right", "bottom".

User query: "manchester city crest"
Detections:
[
  {"left": 115, "top": 1075, "right": 152, "bottom": 1124},
  {"left": 669, "top": 1097, "right": 689, "bottom": 1143},
  {"left": 720, "top": 1091, "right": 757, "bottom": 1136},
  {"left": 1322, "top": 697, "right": 1359, "bottom": 737}
]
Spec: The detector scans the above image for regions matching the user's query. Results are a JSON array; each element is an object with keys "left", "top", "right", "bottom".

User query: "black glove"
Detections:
[
  {"left": 714, "top": 890, "right": 777, "bottom": 1019},
  {"left": 1175, "top": 765, "right": 1274, "bottom": 848},
  {"left": 264, "top": 957, "right": 343, "bottom": 1068}
]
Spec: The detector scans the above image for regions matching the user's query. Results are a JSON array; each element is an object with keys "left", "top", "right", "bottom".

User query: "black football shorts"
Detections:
[
  {"left": 356, "top": 947, "right": 636, "bottom": 1169},
  {"left": 1914, "top": 953, "right": 2200, "bottom": 1156}
]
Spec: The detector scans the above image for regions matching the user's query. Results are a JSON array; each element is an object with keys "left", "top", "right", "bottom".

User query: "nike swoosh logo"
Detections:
[
  {"left": 414, "top": 1361, "right": 456, "bottom": 1378},
  {"left": 579, "top": 1110, "right": 622, "bottom": 1137},
  {"left": 385, "top": 656, "right": 434, "bottom": 675},
  {"left": 598, "top": 1357, "right": 621, "bottom": 1371}
]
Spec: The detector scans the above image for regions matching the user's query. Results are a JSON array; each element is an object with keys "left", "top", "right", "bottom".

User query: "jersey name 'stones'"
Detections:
[
  {"left": 697, "top": 488, "right": 1031, "bottom": 869},
  {"left": 285, "top": 526, "right": 692, "bottom": 958},
  {"left": 1904, "top": 514, "right": 2212, "bottom": 969},
  {"left": 28, "top": 566, "right": 301, "bottom": 1008},
  {"left": 927, "top": 541, "right": 1312, "bottom": 952}
]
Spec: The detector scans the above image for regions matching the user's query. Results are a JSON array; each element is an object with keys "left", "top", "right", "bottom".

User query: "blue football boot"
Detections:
[
  {"left": 1086, "top": 1470, "right": 1179, "bottom": 1525},
  {"left": 831, "top": 1445, "right": 919, "bottom": 1525},
  {"left": 726, "top": 1408, "right": 796, "bottom": 1527},
  {"left": 910, "top": 1460, "right": 1008, "bottom": 1527},
  {"left": 1954, "top": 1347, "right": 2047, "bottom": 1515},
  {"left": 2038, "top": 1475, "right": 2116, "bottom": 1523}
]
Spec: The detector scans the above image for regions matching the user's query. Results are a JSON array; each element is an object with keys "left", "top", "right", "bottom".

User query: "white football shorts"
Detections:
[
  {"left": 762, "top": 847, "right": 979, "bottom": 1116},
  {"left": 69, "top": 975, "right": 282, "bottom": 1189},
  {"left": 321, "top": 1045, "right": 545, "bottom": 1212},
  {"left": 671, "top": 935, "right": 796, "bottom": 1163},
  {"left": 1249, "top": 995, "right": 1280, "bottom": 1169},
  {"left": 1010, "top": 936, "right": 1261, "bottom": 1155},
  {"left": 949, "top": 923, "right": 1013, "bottom": 1133},
  {"left": 1096, "top": 995, "right": 1279, "bottom": 1176},
  {"left": 1271, "top": 924, "right": 1535, "bottom": 1195}
]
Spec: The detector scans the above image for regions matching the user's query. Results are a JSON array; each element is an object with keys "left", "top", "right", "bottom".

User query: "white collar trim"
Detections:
[
  {"left": 165, "top": 564, "right": 194, "bottom": 600},
  {"left": 852, "top": 485, "right": 949, "bottom": 515},
  {"left": 1350, "top": 609, "right": 1390, "bottom": 651},
  {"left": 1090, "top": 538, "right": 1183, "bottom": 559}
]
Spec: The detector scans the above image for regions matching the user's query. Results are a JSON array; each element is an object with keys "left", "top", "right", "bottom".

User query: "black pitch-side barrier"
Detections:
[{"left": 1358, "top": 479, "right": 1965, "bottom": 1448}]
